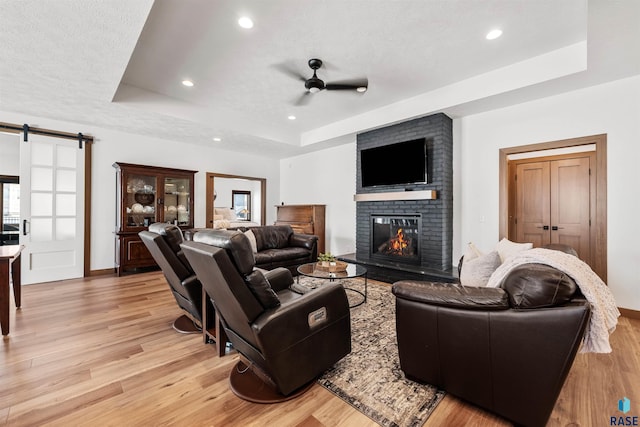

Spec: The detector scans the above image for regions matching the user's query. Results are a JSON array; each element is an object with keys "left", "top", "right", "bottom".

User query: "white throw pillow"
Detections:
[
  {"left": 460, "top": 250, "right": 502, "bottom": 287},
  {"left": 463, "top": 241, "right": 483, "bottom": 262},
  {"left": 495, "top": 238, "right": 533, "bottom": 262},
  {"left": 244, "top": 229, "right": 258, "bottom": 253}
]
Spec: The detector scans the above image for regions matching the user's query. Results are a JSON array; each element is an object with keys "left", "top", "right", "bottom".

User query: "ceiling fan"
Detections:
[{"left": 278, "top": 58, "right": 368, "bottom": 105}]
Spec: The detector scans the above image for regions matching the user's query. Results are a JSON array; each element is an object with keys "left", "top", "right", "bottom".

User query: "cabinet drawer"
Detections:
[{"left": 121, "top": 235, "right": 156, "bottom": 267}]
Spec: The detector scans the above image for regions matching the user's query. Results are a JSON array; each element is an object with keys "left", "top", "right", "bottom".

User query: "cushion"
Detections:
[
  {"left": 147, "top": 223, "right": 184, "bottom": 252},
  {"left": 244, "top": 270, "right": 280, "bottom": 309},
  {"left": 463, "top": 242, "right": 483, "bottom": 262},
  {"left": 254, "top": 247, "right": 311, "bottom": 264},
  {"left": 459, "top": 250, "right": 501, "bottom": 287},
  {"left": 495, "top": 238, "right": 533, "bottom": 262},
  {"left": 193, "top": 230, "right": 255, "bottom": 275},
  {"left": 244, "top": 229, "right": 258, "bottom": 253},
  {"left": 502, "top": 263, "right": 578, "bottom": 308},
  {"left": 392, "top": 281, "right": 509, "bottom": 310},
  {"left": 251, "top": 225, "right": 293, "bottom": 251}
]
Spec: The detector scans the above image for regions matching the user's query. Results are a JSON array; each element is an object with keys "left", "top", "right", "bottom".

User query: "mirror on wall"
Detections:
[{"left": 206, "top": 173, "right": 266, "bottom": 229}]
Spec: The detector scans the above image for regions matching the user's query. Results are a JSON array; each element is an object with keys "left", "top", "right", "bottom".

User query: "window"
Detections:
[{"left": 232, "top": 190, "right": 251, "bottom": 221}]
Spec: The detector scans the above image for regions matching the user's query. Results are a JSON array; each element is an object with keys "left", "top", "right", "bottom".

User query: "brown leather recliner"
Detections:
[
  {"left": 393, "top": 248, "right": 591, "bottom": 427},
  {"left": 181, "top": 229, "right": 351, "bottom": 397},
  {"left": 139, "top": 223, "right": 213, "bottom": 333}
]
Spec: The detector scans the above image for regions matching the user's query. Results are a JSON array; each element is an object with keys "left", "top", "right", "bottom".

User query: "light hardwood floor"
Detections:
[{"left": 1, "top": 271, "right": 638, "bottom": 426}]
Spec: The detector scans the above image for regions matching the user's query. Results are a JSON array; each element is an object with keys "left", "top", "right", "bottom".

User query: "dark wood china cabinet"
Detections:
[{"left": 114, "top": 162, "right": 196, "bottom": 276}]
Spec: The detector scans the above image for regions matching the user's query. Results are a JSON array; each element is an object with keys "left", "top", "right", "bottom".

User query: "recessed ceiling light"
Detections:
[
  {"left": 486, "top": 29, "right": 503, "bottom": 40},
  {"left": 238, "top": 17, "right": 254, "bottom": 29},
  {"left": 287, "top": 115, "right": 296, "bottom": 120},
  {"left": 182, "top": 80, "right": 194, "bottom": 87},
  {"left": 213, "top": 137, "right": 222, "bottom": 142},
  {"left": 356, "top": 86, "right": 367, "bottom": 93}
]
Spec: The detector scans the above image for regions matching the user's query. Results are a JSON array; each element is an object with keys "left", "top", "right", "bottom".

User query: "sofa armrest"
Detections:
[
  {"left": 392, "top": 280, "right": 509, "bottom": 310},
  {"left": 252, "top": 282, "right": 350, "bottom": 354},
  {"left": 289, "top": 233, "right": 318, "bottom": 250},
  {"left": 263, "top": 267, "right": 293, "bottom": 292}
]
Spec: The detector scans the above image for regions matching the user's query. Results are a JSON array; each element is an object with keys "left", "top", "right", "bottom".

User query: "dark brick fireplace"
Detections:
[{"left": 341, "top": 113, "right": 456, "bottom": 283}]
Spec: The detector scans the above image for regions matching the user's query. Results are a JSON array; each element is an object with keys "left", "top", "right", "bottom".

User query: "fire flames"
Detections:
[{"left": 387, "top": 228, "right": 410, "bottom": 255}]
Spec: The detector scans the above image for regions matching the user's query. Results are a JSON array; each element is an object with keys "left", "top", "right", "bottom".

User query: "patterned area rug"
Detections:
[{"left": 297, "top": 277, "right": 445, "bottom": 427}]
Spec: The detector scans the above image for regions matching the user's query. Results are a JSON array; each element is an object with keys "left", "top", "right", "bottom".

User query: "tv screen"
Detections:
[{"left": 360, "top": 138, "right": 427, "bottom": 187}]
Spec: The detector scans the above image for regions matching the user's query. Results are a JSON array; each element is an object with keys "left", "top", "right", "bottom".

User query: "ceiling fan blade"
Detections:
[
  {"left": 294, "top": 91, "right": 312, "bottom": 106},
  {"left": 272, "top": 62, "right": 306, "bottom": 81},
  {"left": 325, "top": 78, "right": 368, "bottom": 91}
]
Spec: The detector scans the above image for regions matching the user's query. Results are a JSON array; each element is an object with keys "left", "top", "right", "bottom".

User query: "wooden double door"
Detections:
[{"left": 509, "top": 152, "right": 595, "bottom": 266}]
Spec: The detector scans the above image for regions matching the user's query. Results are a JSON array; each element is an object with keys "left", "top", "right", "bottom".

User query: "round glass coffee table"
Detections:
[{"left": 296, "top": 262, "right": 368, "bottom": 308}]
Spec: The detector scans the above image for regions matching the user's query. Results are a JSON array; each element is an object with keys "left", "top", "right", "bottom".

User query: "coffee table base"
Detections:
[
  {"left": 343, "top": 283, "right": 367, "bottom": 308},
  {"left": 296, "top": 262, "right": 368, "bottom": 309}
]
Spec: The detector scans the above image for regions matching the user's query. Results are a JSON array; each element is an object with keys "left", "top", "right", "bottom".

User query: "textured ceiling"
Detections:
[{"left": 1, "top": 0, "right": 638, "bottom": 158}]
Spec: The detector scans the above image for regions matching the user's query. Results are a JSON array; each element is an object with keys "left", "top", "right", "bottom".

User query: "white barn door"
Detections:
[{"left": 19, "top": 133, "right": 85, "bottom": 284}]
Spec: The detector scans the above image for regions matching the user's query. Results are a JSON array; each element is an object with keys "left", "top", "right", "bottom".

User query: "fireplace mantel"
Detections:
[{"left": 353, "top": 190, "right": 437, "bottom": 202}]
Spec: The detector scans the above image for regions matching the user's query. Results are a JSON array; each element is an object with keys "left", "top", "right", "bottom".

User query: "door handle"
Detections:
[
  {"left": 536, "top": 225, "right": 550, "bottom": 230},
  {"left": 23, "top": 219, "right": 29, "bottom": 235},
  {"left": 551, "top": 226, "right": 564, "bottom": 231}
]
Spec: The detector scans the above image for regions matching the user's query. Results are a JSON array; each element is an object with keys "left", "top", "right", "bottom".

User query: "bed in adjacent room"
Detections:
[{"left": 213, "top": 207, "right": 260, "bottom": 229}]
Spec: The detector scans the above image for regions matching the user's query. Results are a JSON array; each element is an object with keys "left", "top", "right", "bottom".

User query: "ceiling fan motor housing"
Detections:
[
  {"left": 305, "top": 77, "right": 325, "bottom": 92},
  {"left": 305, "top": 58, "right": 325, "bottom": 92},
  {"left": 308, "top": 58, "right": 323, "bottom": 69}
]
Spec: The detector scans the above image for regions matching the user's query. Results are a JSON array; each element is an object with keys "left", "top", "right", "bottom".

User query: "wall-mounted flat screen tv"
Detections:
[{"left": 360, "top": 138, "right": 427, "bottom": 187}]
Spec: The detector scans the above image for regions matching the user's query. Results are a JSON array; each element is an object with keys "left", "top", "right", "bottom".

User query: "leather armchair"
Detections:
[
  {"left": 139, "top": 223, "right": 213, "bottom": 334},
  {"left": 393, "top": 259, "right": 591, "bottom": 427},
  {"left": 181, "top": 229, "right": 351, "bottom": 397}
]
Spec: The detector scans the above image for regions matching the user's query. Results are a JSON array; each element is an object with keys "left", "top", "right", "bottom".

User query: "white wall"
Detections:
[
  {"left": 280, "top": 75, "right": 640, "bottom": 311},
  {"left": 0, "top": 132, "right": 20, "bottom": 175},
  {"left": 0, "top": 110, "right": 281, "bottom": 271},
  {"left": 458, "top": 74, "right": 640, "bottom": 310},
  {"left": 280, "top": 142, "right": 357, "bottom": 256},
  {"left": 4, "top": 74, "right": 639, "bottom": 310}
]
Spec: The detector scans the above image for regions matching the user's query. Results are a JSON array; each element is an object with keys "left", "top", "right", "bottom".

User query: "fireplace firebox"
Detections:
[{"left": 371, "top": 214, "right": 421, "bottom": 265}]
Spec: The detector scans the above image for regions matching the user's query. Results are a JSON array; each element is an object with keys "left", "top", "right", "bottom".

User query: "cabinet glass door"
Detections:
[
  {"left": 163, "top": 177, "right": 191, "bottom": 226},
  {"left": 125, "top": 173, "right": 157, "bottom": 228}
]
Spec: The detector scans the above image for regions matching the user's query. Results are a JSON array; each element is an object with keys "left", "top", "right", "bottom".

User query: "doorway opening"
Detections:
[
  {"left": 0, "top": 175, "right": 19, "bottom": 246},
  {"left": 205, "top": 173, "right": 266, "bottom": 228}
]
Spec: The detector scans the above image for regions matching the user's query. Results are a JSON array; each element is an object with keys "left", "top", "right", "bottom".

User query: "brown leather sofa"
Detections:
[
  {"left": 393, "top": 246, "right": 591, "bottom": 427},
  {"left": 181, "top": 229, "right": 351, "bottom": 397},
  {"left": 221, "top": 224, "right": 318, "bottom": 275}
]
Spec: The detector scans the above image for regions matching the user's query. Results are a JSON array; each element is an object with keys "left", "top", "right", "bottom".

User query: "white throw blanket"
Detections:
[{"left": 486, "top": 248, "right": 620, "bottom": 353}]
